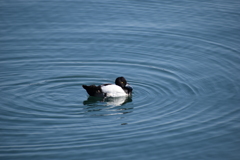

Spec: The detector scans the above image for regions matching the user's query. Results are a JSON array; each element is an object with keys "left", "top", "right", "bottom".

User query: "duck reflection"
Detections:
[
  {"left": 83, "top": 96, "right": 132, "bottom": 106},
  {"left": 83, "top": 96, "right": 133, "bottom": 116}
]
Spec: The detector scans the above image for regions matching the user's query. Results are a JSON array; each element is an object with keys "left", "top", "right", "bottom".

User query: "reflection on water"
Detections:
[
  {"left": 83, "top": 96, "right": 133, "bottom": 117},
  {"left": 83, "top": 96, "right": 132, "bottom": 106}
]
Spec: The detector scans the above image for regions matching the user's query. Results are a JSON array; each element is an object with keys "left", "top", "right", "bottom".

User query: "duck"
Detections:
[{"left": 82, "top": 77, "right": 133, "bottom": 97}]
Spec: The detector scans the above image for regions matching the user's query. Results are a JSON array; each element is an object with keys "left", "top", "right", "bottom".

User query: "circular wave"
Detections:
[{"left": 1, "top": 2, "right": 240, "bottom": 158}]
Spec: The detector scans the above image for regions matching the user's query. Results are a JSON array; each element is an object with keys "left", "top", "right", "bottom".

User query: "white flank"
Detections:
[{"left": 101, "top": 84, "right": 127, "bottom": 97}]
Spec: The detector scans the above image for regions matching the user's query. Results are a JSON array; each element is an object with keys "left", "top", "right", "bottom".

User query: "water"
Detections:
[{"left": 0, "top": 0, "right": 240, "bottom": 160}]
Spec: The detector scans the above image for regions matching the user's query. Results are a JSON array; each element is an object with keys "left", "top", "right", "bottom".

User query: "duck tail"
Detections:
[
  {"left": 82, "top": 85, "right": 102, "bottom": 96},
  {"left": 82, "top": 85, "right": 89, "bottom": 90}
]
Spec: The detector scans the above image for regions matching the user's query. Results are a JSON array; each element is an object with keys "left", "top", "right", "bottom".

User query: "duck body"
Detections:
[
  {"left": 82, "top": 77, "right": 133, "bottom": 98},
  {"left": 101, "top": 84, "right": 128, "bottom": 97}
]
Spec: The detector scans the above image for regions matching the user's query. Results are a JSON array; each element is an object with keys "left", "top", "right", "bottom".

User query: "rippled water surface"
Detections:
[{"left": 1, "top": 0, "right": 240, "bottom": 160}]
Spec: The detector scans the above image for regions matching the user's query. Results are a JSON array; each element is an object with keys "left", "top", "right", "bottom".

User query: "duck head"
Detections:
[{"left": 115, "top": 77, "right": 133, "bottom": 94}]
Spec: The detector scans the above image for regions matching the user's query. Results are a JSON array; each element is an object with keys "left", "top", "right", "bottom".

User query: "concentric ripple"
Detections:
[{"left": 1, "top": 0, "right": 240, "bottom": 160}]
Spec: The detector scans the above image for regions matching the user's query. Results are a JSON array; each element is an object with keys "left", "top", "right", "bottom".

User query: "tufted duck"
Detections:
[{"left": 82, "top": 77, "right": 133, "bottom": 97}]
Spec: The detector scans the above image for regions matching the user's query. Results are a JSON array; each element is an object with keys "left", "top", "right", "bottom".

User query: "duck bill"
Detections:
[{"left": 125, "top": 83, "right": 133, "bottom": 91}]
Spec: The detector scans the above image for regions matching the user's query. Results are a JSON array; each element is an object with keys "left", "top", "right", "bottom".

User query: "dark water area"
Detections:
[{"left": 1, "top": 0, "right": 240, "bottom": 160}]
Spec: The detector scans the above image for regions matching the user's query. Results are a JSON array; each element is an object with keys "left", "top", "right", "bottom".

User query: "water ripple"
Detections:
[{"left": 1, "top": 1, "right": 240, "bottom": 159}]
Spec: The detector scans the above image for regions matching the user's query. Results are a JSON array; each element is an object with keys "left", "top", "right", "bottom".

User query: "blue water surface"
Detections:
[{"left": 0, "top": 0, "right": 240, "bottom": 160}]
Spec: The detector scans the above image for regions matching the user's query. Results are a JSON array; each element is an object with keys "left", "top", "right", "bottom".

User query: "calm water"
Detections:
[{"left": 1, "top": 0, "right": 240, "bottom": 160}]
